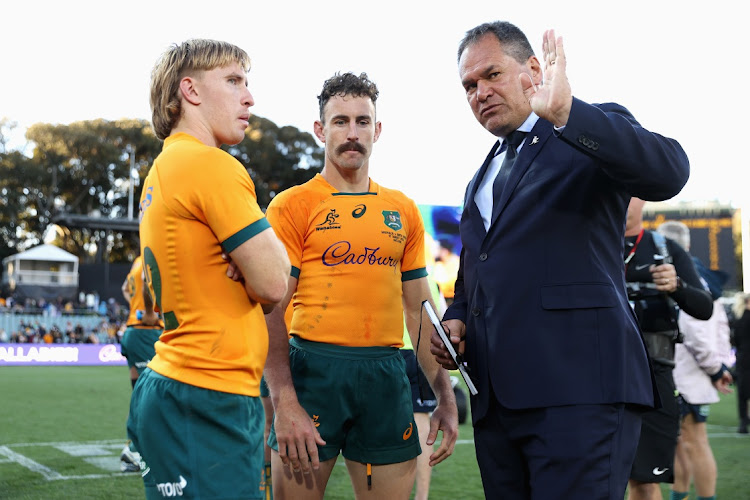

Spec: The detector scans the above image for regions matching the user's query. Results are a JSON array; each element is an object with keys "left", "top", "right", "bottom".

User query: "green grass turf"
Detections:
[{"left": 1, "top": 366, "right": 748, "bottom": 499}]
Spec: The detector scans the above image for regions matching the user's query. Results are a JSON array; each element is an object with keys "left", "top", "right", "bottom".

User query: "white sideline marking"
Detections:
[
  {"left": 0, "top": 445, "right": 64, "bottom": 480},
  {"left": 0, "top": 440, "right": 138, "bottom": 481},
  {"left": 56, "top": 443, "right": 121, "bottom": 456}
]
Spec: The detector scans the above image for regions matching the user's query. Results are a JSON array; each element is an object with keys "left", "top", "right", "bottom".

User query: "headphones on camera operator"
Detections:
[{"left": 626, "top": 230, "right": 682, "bottom": 367}]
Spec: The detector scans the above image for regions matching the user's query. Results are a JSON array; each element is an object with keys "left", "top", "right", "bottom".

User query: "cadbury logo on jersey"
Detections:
[{"left": 322, "top": 241, "right": 398, "bottom": 269}]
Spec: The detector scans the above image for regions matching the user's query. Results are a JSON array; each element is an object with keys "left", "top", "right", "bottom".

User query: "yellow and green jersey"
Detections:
[
  {"left": 124, "top": 255, "right": 164, "bottom": 329},
  {"left": 266, "top": 174, "right": 427, "bottom": 347},
  {"left": 138, "top": 133, "right": 271, "bottom": 397}
]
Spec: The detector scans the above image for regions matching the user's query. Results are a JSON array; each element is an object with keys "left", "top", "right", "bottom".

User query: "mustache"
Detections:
[{"left": 336, "top": 142, "right": 367, "bottom": 155}]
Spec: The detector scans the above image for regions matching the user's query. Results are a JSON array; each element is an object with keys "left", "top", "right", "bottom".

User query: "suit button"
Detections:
[
  {"left": 472, "top": 308, "right": 481, "bottom": 316},
  {"left": 479, "top": 253, "right": 488, "bottom": 261}
]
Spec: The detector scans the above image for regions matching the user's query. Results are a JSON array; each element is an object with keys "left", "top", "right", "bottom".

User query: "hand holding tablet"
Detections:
[{"left": 422, "top": 300, "right": 478, "bottom": 395}]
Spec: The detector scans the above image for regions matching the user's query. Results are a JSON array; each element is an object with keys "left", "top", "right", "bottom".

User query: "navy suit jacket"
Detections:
[{"left": 444, "top": 98, "right": 689, "bottom": 423}]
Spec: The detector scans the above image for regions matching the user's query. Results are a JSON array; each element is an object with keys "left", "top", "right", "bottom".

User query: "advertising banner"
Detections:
[{"left": 0, "top": 343, "right": 127, "bottom": 366}]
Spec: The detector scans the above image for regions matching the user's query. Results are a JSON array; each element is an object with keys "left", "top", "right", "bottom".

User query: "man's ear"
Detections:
[
  {"left": 313, "top": 120, "right": 326, "bottom": 143},
  {"left": 373, "top": 121, "right": 382, "bottom": 143},
  {"left": 179, "top": 76, "right": 201, "bottom": 105}
]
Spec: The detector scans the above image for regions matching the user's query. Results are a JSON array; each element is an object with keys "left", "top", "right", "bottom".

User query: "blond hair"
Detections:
[{"left": 149, "top": 39, "right": 251, "bottom": 140}]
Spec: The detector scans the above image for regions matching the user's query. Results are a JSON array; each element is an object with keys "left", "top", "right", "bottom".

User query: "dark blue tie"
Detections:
[{"left": 492, "top": 130, "right": 527, "bottom": 201}]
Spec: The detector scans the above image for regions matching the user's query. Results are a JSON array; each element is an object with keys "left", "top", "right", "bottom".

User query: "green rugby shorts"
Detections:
[
  {"left": 268, "top": 337, "right": 421, "bottom": 465},
  {"left": 127, "top": 369, "right": 266, "bottom": 499}
]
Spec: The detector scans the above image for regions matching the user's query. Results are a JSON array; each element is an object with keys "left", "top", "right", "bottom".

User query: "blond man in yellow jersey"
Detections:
[
  {"left": 262, "top": 72, "right": 458, "bottom": 500},
  {"left": 127, "top": 39, "right": 289, "bottom": 500}
]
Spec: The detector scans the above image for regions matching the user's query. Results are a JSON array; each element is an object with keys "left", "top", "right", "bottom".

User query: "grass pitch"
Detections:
[{"left": 1, "top": 366, "right": 747, "bottom": 499}]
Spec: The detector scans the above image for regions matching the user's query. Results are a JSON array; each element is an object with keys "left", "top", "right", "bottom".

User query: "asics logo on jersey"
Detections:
[
  {"left": 312, "top": 414, "right": 321, "bottom": 428},
  {"left": 156, "top": 474, "right": 187, "bottom": 497},
  {"left": 352, "top": 204, "right": 366, "bottom": 218},
  {"left": 402, "top": 422, "right": 413, "bottom": 440},
  {"left": 382, "top": 210, "right": 403, "bottom": 231},
  {"left": 322, "top": 241, "right": 398, "bottom": 269}
]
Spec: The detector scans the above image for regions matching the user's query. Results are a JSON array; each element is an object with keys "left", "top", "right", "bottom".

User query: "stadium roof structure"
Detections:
[{"left": 51, "top": 213, "right": 139, "bottom": 233}]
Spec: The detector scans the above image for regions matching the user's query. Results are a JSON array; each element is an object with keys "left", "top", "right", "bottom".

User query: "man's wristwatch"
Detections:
[{"left": 669, "top": 276, "right": 685, "bottom": 293}]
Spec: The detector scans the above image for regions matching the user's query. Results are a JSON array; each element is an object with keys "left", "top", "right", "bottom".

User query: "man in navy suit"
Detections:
[{"left": 430, "top": 21, "right": 690, "bottom": 499}]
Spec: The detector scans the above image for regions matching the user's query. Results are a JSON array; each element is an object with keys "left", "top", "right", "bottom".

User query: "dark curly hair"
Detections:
[{"left": 317, "top": 72, "right": 379, "bottom": 121}]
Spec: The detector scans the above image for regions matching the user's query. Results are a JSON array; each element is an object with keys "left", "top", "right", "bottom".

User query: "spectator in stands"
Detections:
[{"left": 0, "top": 328, "right": 8, "bottom": 343}]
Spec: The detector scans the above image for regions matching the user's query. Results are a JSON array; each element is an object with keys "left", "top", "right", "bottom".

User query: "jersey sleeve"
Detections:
[
  {"left": 400, "top": 198, "right": 428, "bottom": 281},
  {"left": 189, "top": 149, "right": 269, "bottom": 252},
  {"left": 266, "top": 189, "right": 306, "bottom": 277}
]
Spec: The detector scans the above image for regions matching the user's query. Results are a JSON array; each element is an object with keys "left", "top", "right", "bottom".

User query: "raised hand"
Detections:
[{"left": 520, "top": 29, "right": 572, "bottom": 128}]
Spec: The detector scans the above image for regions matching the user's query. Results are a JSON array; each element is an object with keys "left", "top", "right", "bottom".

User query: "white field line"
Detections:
[
  {"left": 0, "top": 441, "right": 137, "bottom": 481},
  {"left": 0, "top": 445, "right": 64, "bottom": 480}
]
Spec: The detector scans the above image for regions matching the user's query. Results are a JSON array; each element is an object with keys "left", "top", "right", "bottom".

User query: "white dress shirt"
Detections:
[{"left": 475, "top": 113, "right": 539, "bottom": 231}]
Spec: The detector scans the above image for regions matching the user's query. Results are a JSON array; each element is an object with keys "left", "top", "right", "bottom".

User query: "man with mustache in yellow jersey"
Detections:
[{"left": 263, "top": 72, "right": 459, "bottom": 500}]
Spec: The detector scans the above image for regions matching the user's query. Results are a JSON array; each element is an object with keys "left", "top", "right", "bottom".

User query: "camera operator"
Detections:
[{"left": 624, "top": 198, "right": 714, "bottom": 500}]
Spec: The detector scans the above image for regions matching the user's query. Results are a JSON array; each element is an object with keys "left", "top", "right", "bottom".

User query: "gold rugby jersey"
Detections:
[
  {"left": 139, "top": 133, "right": 270, "bottom": 396},
  {"left": 266, "top": 174, "right": 427, "bottom": 347}
]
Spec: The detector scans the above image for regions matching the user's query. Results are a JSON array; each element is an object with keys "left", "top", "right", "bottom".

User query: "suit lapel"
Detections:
[
  {"left": 465, "top": 140, "right": 500, "bottom": 208},
  {"left": 463, "top": 140, "right": 500, "bottom": 238},
  {"left": 490, "top": 121, "right": 553, "bottom": 224}
]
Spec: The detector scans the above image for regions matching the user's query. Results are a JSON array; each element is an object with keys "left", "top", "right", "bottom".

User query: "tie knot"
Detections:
[{"left": 505, "top": 130, "right": 527, "bottom": 150}]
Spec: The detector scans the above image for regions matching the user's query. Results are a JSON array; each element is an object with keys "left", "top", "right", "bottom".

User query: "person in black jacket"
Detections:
[
  {"left": 624, "top": 198, "right": 713, "bottom": 500},
  {"left": 732, "top": 293, "right": 750, "bottom": 433},
  {"left": 431, "top": 21, "right": 689, "bottom": 500}
]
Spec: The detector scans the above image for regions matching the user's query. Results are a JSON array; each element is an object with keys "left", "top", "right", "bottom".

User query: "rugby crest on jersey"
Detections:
[
  {"left": 315, "top": 208, "right": 341, "bottom": 232},
  {"left": 382, "top": 210, "right": 402, "bottom": 231},
  {"left": 381, "top": 210, "right": 406, "bottom": 244}
]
